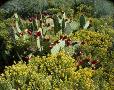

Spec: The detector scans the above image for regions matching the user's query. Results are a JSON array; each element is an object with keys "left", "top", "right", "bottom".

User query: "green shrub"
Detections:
[
  {"left": 0, "top": 51, "right": 113, "bottom": 89},
  {"left": 72, "top": 30, "right": 112, "bottom": 68},
  {"left": 0, "top": 18, "right": 14, "bottom": 71},
  {"left": 93, "top": 17, "right": 113, "bottom": 32}
]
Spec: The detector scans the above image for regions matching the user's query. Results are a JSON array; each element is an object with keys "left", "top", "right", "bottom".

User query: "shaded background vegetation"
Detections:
[{"left": 0, "top": 0, "right": 114, "bottom": 18}]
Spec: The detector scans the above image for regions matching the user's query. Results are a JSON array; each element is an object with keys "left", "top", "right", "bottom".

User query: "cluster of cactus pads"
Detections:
[{"left": 11, "top": 13, "right": 82, "bottom": 61}]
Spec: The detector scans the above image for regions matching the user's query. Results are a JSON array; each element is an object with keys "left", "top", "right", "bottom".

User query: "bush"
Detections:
[
  {"left": 93, "top": 17, "right": 113, "bottom": 32},
  {"left": 0, "top": 51, "right": 113, "bottom": 89},
  {"left": 0, "top": 17, "right": 13, "bottom": 72},
  {"left": 71, "top": 30, "right": 113, "bottom": 71},
  {"left": 72, "top": 30, "right": 112, "bottom": 58},
  {"left": 0, "top": 16, "right": 31, "bottom": 72}
]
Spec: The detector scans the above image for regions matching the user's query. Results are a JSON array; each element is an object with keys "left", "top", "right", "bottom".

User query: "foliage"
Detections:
[
  {"left": 77, "top": 4, "right": 93, "bottom": 17},
  {"left": 94, "top": 0, "right": 114, "bottom": 17},
  {"left": 0, "top": 1, "right": 114, "bottom": 89},
  {"left": 92, "top": 17, "right": 113, "bottom": 32},
  {"left": 47, "top": 8, "right": 60, "bottom": 14},
  {"left": 1, "top": 0, "right": 114, "bottom": 18},
  {"left": 0, "top": 51, "right": 113, "bottom": 89},
  {"left": 0, "top": 17, "right": 13, "bottom": 72},
  {"left": 72, "top": 30, "right": 112, "bottom": 68},
  {"left": 1, "top": 0, "right": 48, "bottom": 17}
]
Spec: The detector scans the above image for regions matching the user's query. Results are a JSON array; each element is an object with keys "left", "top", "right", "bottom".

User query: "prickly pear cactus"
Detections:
[
  {"left": 53, "top": 15, "right": 61, "bottom": 35},
  {"left": 64, "top": 22, "right": 72, "bottom": 35},
  {"left": 12, "top": 26, "right": 19, "bottom": 40},
  {"left": 59, "top": 40, "right": 65, "bottom": 49},
  {"left": 70, "top": 21, "right": 80, "bottom": 31},
  {"left": 51, "top": 40, "right": 65, "bottom": 55},
  {"left": 37, "top": 37, "right": 41, "bottom": 50},
  {"left": 51, "top": 44, "right": 60, "bottom": 55},
  {"left": 79, "top": 14, "right": 86, "bottom": 29},
  {"left": 14, "top": 13, "right": 21, "bottom": 33},
  {"left": 84, "top": 21, "right": 90, "bottom": 29},
  {"left": 42, "top": 27, "right": 48, "bottom": 36},
  {"left": 35, "top": 18, "right": 39, "bottom": 30},
  {"left": 35, "top": 28, "right": 43, "bottom": 51},
  {"left": 62, "top": 12, "right": 66, "bottom": 19},
  {"left": 32, "top": 18, "right": 38, "bottom": 31},
  {"left": 62, "top": 18, "right": 65, "bottom": 33}
]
